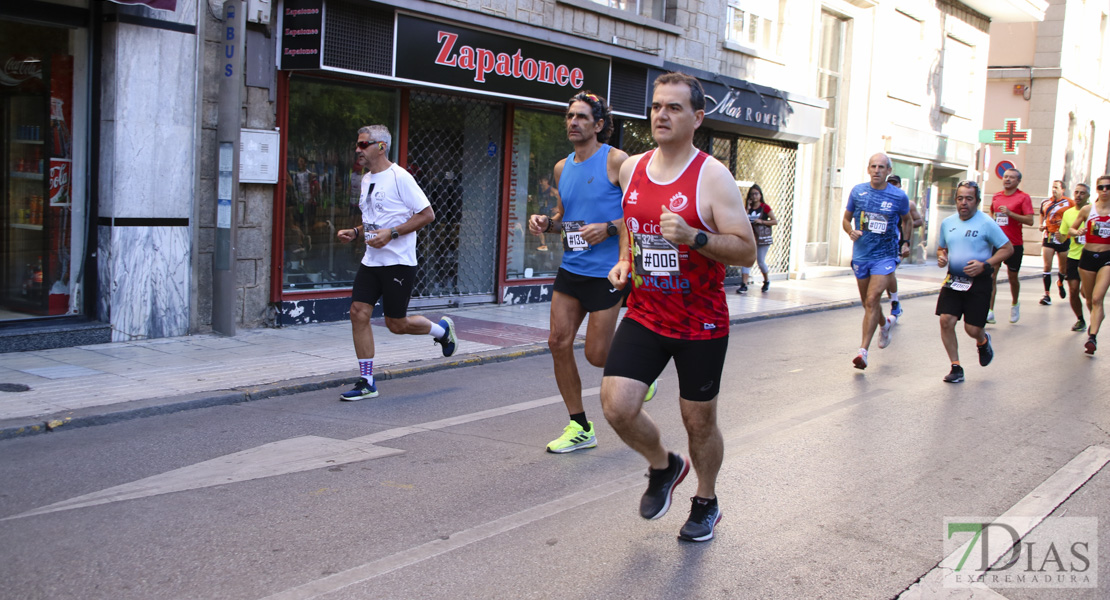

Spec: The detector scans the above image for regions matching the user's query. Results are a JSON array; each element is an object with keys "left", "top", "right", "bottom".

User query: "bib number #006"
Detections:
[{"left": 633, "top": 233, "right": 680, "bottom": 276}]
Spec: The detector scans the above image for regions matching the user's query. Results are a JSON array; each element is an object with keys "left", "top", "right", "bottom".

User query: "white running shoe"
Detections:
[
  {"left": 877, "top": 316, "right": 895, "bottom": 349},
  {"left": 1010, "top": 303, "right": 1020, "bottom": 323}
]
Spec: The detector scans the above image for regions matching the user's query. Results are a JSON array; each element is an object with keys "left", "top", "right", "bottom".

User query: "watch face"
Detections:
[
  {"left": 696, "top": 232, "right": 708, "bottom": 247},
  {"left": 607, "top": 223, "right": 618, "bottom": 236}
]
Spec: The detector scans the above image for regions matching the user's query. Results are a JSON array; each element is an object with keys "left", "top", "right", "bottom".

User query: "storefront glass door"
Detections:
[{"left": 1, "top": 20, "right": 83, "bottom": 322}]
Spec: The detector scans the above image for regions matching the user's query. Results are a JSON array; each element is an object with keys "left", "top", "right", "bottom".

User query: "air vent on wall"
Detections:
[{"left": 323, "top": 1, "right": 393, "bottom": 76}]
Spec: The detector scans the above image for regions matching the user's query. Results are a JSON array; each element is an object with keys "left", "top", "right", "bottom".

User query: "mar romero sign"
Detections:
[{"left": 395, "top": 14, "right": 610, "bottom": 105}]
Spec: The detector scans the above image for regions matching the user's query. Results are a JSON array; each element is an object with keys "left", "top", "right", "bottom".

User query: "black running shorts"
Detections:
[
  {"left": 603, "top": 317, "right": 728, "bottom": 402},
  {"left": 552, "top": 268, "right": 624, "bottom": 313},
  {"left": 1003, "top": 245, "right": 1024, "bottom": 273},
  {"left": 935, "top": 276, "right": 992, "bottom": 328},
  {"left": 1043, "top": 238, "right": 1069, "bottom": 254},
  {"left": 1079, "top": 249, "right": 1110, "bottom": 273},
  {"left": 1066, "top": 257, "right": 1080, "bottom": 281},
  {"left": 351, "top": 264, "right": 416, "bottom": 319}
]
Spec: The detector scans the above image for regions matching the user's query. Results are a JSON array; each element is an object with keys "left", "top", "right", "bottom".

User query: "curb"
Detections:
[{"left": 0, "top": 342, "right": 559, "bottom": 441}]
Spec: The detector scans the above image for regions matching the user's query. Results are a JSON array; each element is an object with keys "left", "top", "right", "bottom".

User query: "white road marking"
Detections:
[
  {"left": 259, "top": 388, "right": 892, "bottom": 599},
  {"left": 2, "top": 390, "right": 586, "bottom": 521},
  {"left": 896, "top": 445, "right": 1110, "bottom": 600},
  {"left": 260, "top": 472, "right": 644, "bottom": 600}
]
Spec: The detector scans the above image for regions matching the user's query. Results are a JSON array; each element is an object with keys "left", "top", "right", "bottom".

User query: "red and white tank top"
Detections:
[
  {"left": 622, "top": 149, "right": 728, "bottom": 340},
  {"left": 1086, "top": 203, "right": 1110, "bottom": 245}
]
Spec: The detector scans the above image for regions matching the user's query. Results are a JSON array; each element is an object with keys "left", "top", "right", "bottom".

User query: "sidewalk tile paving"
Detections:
[{"left": 0, "top": 261, "right": 1045, "bottom": 438}]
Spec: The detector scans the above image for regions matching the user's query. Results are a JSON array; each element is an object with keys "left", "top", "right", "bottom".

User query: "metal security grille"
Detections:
[
  {"left": 323, "top": 1, "right": 392, "bottom": 75},
  {"left": 610, "top": 62, "right": 648, "bottom": 117},
  {"left": 407, "top": 91, "right": 504, "bottom": 304},
  {"left": 615, "top": 122, "right": 797, "bottom": 279},
  {"left": 734, "top": 137, "right": 797, "bottom": 277},
  {"left": 618, "top": 120, "right": 653, "bottom": 155}
]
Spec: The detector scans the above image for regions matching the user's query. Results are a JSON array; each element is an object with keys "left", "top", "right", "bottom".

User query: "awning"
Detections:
[{"left": 106, "top": 0, "right": 178, "bottom": 11}]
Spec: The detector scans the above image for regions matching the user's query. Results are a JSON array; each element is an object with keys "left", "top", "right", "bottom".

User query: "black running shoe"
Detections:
[
  {"left": 639, "top": 452, "right": 689, "bottom": 520},
  {"left": 736, "top": 283, "right": 748, "bottom": 294},
  {"left": 678, "top": 496, "right": 721, "bottom": 542},
  {"left": 761, "top": 280, "right": 770, "bottom": 293},
  {"left": 1085, "top": 336, "right": 1097, "bottom": 355},
  {"left": 943, "top": 364, "right": 965, "bottom": 383},
  {"left": 340, "top": 378, "right": 378, "bottom": 401},
  {"left": 1059, "top": 283, "right": 1066, "bottom": 299},
  {"left": 977, "top": 333, "right": 994, "bottom": 367},
  {"left": 1039, "top": 295, "right": 1052, "bottom": 306}
]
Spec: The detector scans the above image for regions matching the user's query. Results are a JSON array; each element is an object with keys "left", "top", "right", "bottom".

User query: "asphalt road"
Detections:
[{"left": 1, "top": 294, "right": 1107, "bottom": 600}]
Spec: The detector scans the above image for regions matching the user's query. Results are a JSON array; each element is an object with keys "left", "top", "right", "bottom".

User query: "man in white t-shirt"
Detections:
[{"left": 334, "top": 125, "right": 459, "bottom": 401}]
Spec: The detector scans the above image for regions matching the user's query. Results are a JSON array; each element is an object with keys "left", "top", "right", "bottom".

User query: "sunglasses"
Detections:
[
  {"left": 356, "top": 140, "right": 385, "bottom": 150},
  {"left": 1098, "top": 185, "right": 1110, "bottom": 191}
]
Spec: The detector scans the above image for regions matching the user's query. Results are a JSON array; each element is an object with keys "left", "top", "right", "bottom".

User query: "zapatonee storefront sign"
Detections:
[
  {"left": 280, "top": 0, "right": 323, "bottom": 70},
  {"left": 395, "top": 14, "right": 610, "bottom": 105}
]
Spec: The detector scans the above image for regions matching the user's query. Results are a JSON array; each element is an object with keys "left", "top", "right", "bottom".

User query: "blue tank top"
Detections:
[{"left": 557, "top": 144, "right": 624, "bottom": 277}]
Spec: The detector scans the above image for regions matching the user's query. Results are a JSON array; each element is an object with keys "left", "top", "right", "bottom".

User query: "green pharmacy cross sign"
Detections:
[{"left": 979, "top": 119, "right": 1031, "bottom": 155}]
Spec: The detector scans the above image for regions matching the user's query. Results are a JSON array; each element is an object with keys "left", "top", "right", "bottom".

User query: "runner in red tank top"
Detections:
[
  {"left": 621, "top": 148, "right": 728, "bottom": 339},
  {"left": 600, "top": 72, "right": 756, "bottom": 543},
  {"left": 1070, "top": 174, "right": 1110, "bottom": 355}
]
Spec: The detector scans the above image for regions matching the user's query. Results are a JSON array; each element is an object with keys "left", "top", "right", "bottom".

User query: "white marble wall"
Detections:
[
  {"left": 100, "top": 226, "right": 192, "bottom": 341},
  {"left": 99, "top": 3, "right": 199, "bottom": 340}
]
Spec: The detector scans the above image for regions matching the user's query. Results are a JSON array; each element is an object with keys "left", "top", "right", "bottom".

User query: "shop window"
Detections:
[
  {"left": 585, "top": 0, "right": 668, "bottom": 22},
  {"left": 725, "top": 0, "right": 781, "bottom": 55},
  {"left": 940, "top": 36, "right": 974, "bottom": 116},
  {"left": 282, "top": 76, "right": 397, "bottom": 292},
  {"left": 888, "top": 10, "right": 926, "bottom": 103},
  {"left": 1, "top": 21, "right": 83, "bottom": 321},
  {"left": 506, "top": 109, "right": 573, "bottom": 280}
]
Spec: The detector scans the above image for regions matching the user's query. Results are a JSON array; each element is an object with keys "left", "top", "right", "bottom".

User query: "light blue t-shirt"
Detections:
[
  {"left": 938, "top": 211, "right": 1010, "bottom": 277},
  {"left": 846, "top": 182, "right": 909, "bottom": 262},
  {"left": 557, "top": 144, "right": 624, "bottom": 278}
]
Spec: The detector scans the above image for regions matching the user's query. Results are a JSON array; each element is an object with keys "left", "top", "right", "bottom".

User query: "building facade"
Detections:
[
  {"left": 0, "top": 0, "right": 1051, "bottom": 350},
  {"left": 982, "top": 0, "right": 1110, "bottom": 210}
]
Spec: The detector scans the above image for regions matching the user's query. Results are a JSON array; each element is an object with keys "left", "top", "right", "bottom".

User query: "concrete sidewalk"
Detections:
[{"left": 0, "top": 262, "right": 1042, "bottom": 439}]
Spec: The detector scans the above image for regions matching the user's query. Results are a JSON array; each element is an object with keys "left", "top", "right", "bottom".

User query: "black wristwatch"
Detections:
[
  {"left": 606, "top": 221, "right": 618, "bottom": 237},
  {"left": 390, "top": 227, "right": 400, "bottom": 240},
  {"left": 690, "top": 231, "right": 708, "bottom": 250}
]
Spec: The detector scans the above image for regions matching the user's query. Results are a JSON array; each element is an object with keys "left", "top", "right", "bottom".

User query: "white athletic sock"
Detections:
[
  {"left": 429, "top": 323, "right": 446, "bottom": 339},
  {"left": 358, "top": 359, "right": 374, "bottom": 385},
  {"left": 890, "top": 292, "right": 900, "bottom": 303}
]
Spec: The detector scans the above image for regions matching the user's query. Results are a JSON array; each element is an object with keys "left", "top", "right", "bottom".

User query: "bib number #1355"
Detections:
[{"left": 562, "top": 220, "right": 588, "bottom": 252}]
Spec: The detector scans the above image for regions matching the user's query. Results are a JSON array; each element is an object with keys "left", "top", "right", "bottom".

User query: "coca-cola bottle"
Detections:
[{"left": 51, "top": 98, "right": 71, "bottom": 159}]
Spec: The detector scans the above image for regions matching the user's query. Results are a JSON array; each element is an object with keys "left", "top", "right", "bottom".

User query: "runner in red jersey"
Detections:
[
  {"left": 601, "top": 72, "right": 756, "bottom": 543},
  {"left": 988, "top": 168, "right": 1035, "bottom": 324},
  {"left": 621, "top": 149, "right": 728, "bottom": 339}
]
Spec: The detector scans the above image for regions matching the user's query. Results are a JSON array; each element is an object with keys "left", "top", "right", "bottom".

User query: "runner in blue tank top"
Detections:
[{"left": 527, "top": 92, "right": 656, "bottom": 455}]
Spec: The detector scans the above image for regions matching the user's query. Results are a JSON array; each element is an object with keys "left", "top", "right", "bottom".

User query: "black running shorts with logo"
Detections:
[
  {"left": 1003, "top": 244, "right": 1024, "bottom": 272},
  {"left": 1066, "top": 257, "right": 1081, "bottom": 281},
  {"left": 603, "top": 317, "right": 728, "bottom": 402},
  {"left": 553, "top": 267, "right": 625, "bottom": 313},
  {"left": 935, "top": 275, "right": 992, "bottom": 328},
  {"left": 1043, "top": 238, "right": 1069, "bottom": 253},
  {"left": 1079, "top": 248, "right": 1110, "bottom": 272},
  {"left": 351, "top": 264, "right": 416, "bottom": 319}
]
